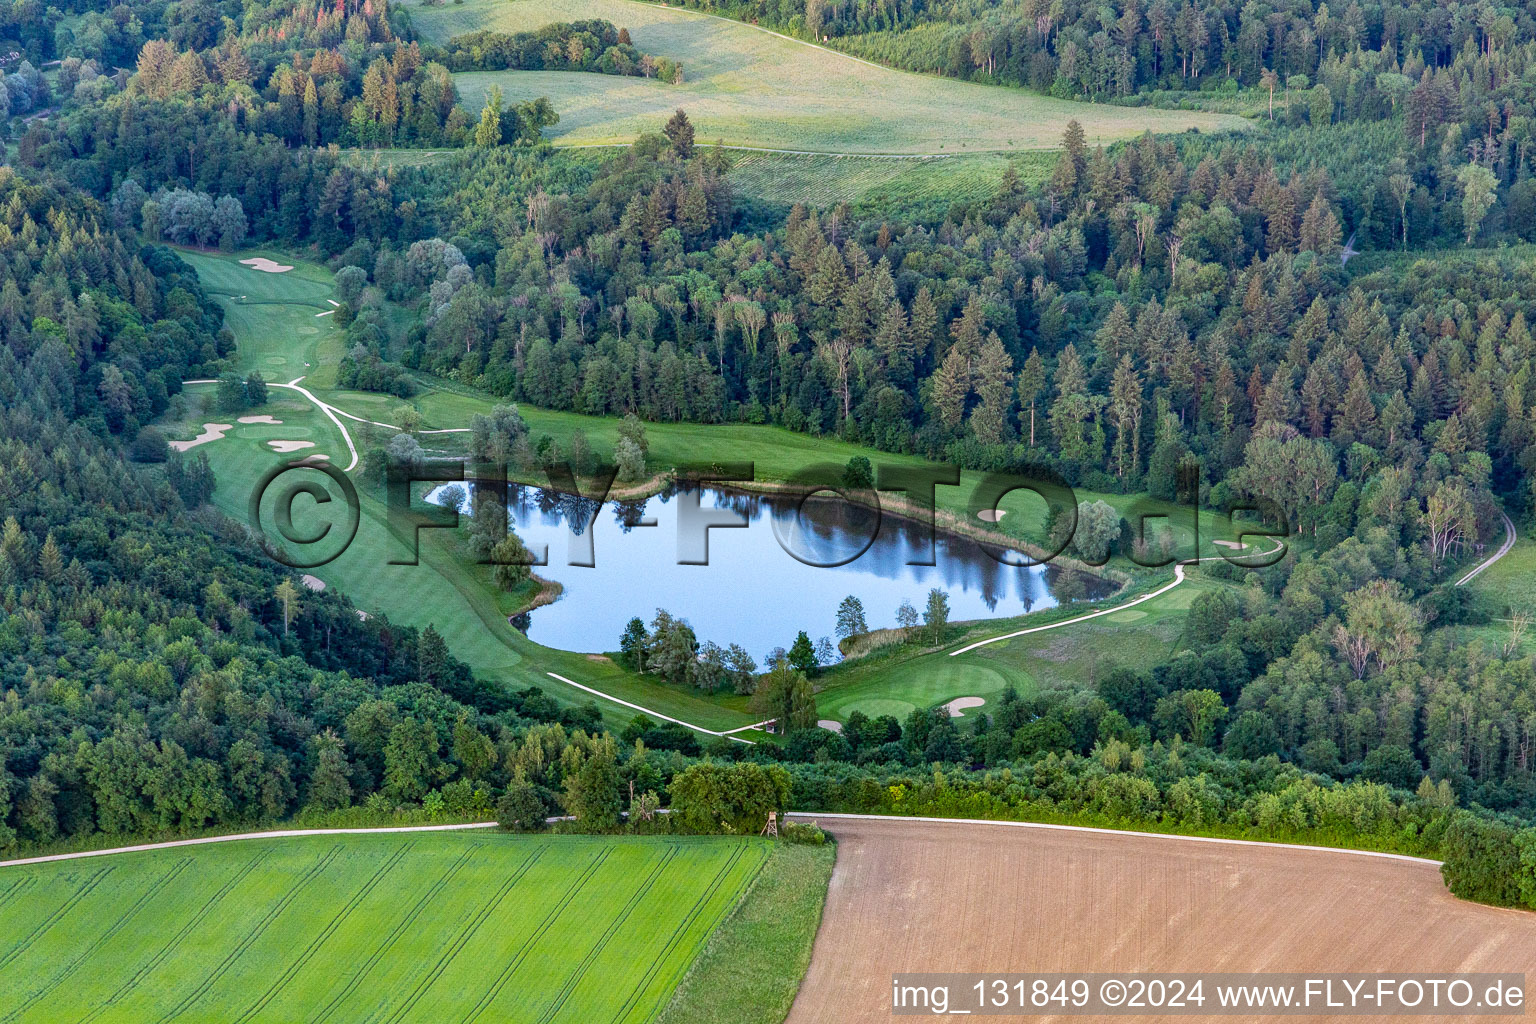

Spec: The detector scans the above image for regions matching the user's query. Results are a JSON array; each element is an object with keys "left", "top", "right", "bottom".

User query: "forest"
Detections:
[{"left": 4, "top": 0, "right": 1536, "bottom": 912}]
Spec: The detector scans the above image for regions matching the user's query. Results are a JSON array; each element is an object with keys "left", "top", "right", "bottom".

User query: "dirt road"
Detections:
[{"left": 784, "top": 815, "right": 1536, "bottom": 1023}]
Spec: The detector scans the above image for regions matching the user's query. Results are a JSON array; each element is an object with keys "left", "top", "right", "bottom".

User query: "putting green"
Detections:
[{"left": 818, "top": 658, "right": 1014, "bottom": 723}]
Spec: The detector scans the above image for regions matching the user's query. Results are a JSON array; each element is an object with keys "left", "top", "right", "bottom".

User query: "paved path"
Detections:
[
  {"left": 0, "top": 822, "right": 497, "bottom": 869},
  {"left": 183, "top": 377, "right": 361, "bottom": 472},
  {"left": 1457, "top": 511, "right": 1517, "bottom": 586},
  {"left": 949, "top": 562, "right": 1190, "bottom": 656},
  {"left": 949, "top": 540, "right": 1284, "bottom": 657},
  {"left": 546, "top": 672, "right": 766, "bottom": 743}
]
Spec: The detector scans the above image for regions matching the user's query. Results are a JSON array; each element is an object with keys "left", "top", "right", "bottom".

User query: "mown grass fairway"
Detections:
[
  {"left": 413, "top": 0, "right": 1244, "bottom": 153},
  {"left": 183, "top": 250, "right": 345, "bottom": 387},
  {"left": 0, "top": 833, "right": 771, "bottom": 1024},
  {"left": 810, "top": 570, "right": 1226, "bottom": 721}
]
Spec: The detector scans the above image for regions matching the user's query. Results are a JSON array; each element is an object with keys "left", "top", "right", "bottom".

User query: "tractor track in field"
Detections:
[
  {"left": 1, "top": 858, "right": 192, "bottom": 1024},
  {"left": 534, "top": 847, "right": 680, "bottom": 1024},
  {"left": 0, "top": 876, "right": 34, "bottom": 913},
  {"left": 606, "top": 843, "right": 758, "bottom": 1024},
  {"left": 0, "top": 822, "right": 498, "bottom": 869},
  {"left": 0, "top": 864, "right": 115, "bottom": 973},
  {"left": 79, "top": 849, "right": 274, "bottom": 1024},
  {"left": 231, "top": 842, "right": 417, "bottom": 1024},
  {"left": 155, "top": 844, "right": 342, "bottom": 1024},
  {"left": 313, "top": 845, "right": 480, "bottom": 1024},
  {"left": 462, "top": 847, "right": 614, "bottom": 1024},
  {"left": 378, "top": 845, "right": 547, "bottom": 1024}
]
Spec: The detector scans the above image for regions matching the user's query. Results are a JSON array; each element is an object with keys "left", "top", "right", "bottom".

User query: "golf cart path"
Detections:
[
  {"left": 950, "top": 540, "right": 1286, "bottom": 656},
  {"left": 183, "top": 377, "right": 361, "bottom": 472},
  {"left": 546, "top": 672, "right": 769, "bottom": 742}
]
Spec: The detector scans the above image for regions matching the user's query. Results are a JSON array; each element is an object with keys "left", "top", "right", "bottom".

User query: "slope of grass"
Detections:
[
  {"left": 808, "top": 570, "right": 1229, "bottom": 722},
  {"left": 657, "top": 842, "right": 835, "bottom": 1024},
  {"left": 0, "top": 832, "right": 771, "bottom": 1024},
  {"left": 727, "top": 151, "right": 1054, "bottom": 213},
  {"left": 181, "top": 249, "right": 344, "bottom": 386},
  {"left": 412, "top": 0, "right": 1244, "bottom": 154}
]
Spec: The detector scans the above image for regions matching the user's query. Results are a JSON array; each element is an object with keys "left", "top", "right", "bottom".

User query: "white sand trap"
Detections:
[
  {"left": 292, "top": 454, "right": 330, "bottom": 465},
  {"left": 240, "top": 257, "right": 293, "bottom": 273},
  {"left": 944, "top": 696, "right": 986, "bottom": 717},
  {"left": 977, "top": 509, "right": 1007, "bottom": 522},
  {"left": 315, "top": 309, "right": 335, "bottom": 318},
  {"left": 327, "top": 299, "right": 340, "bottom": 307},
  {"left": 169, "top": 423, "right": 233, "bottom": 451},
  {"left": 818, "top": 720, "right": 843, "bottom": 734},
  {"left": 268, "top": 440, "right": 316, "bottom": 453},
  {"left": 238, "top": 415, "right": 282, "bottom": 425},
  {"left": 356, "top": 609, "right": 370, "bottom": 621},
  {"left": 300, "top": 574, "right": 326, "bottom": 592},
  {"left": 1213, "top": 539, "right": 1248, "bottom": 549}
]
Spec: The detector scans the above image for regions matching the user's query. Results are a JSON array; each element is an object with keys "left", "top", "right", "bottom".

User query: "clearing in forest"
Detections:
[
  {"left": 414, "top": 0, "right": 1245, "bottom": 154},
  {"left": 0, "top": 832, "right": 770, "bottom": 1024}
]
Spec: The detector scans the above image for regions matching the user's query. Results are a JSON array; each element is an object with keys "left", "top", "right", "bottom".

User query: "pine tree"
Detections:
[
  {"left": 663, "top": 108, "right": 695, "bottom": 157},
  {"left": 1109, "top": 354, "right": 1145, "bottom": 479},
  {"left": 968, "top": 333, "right": 1014, "bottom": 443},
  {"left": 417, "top": 624, "right": 448, "bottom": 685},
  {"left": 1017, "top": 347, "right": 1046, "bottom": 446}
]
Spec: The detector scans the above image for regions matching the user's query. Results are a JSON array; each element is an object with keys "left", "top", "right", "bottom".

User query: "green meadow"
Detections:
[
  {"left": 725, "top": 150, "right": 1056, "bottom": 214},
  {"left": 411, "top": 0, "right": 1244, "bottom": 154},
  {"left": 0, "top": 832, "right": 774, "bottom": 1024}
]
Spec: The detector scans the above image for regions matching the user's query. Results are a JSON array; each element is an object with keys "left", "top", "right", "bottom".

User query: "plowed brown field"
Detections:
[{"left": 785, "top": 815, "right": 1536, "bottom": 1023}]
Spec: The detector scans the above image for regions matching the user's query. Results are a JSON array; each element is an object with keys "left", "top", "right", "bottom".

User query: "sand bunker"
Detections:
[
  {"left": 238, "top": 415, "right": 282, "bottom": 425},
  {"left": 300, "top": 574, "right": 326, "bottom": 592},
  {"left": 977, "top": 509, "right": 1007, "bottom": 522},
  {"left": 943, "top": 696, "right": 985, "bottom": 717},
  {"left": 291, "top": 454, "right": 330, "bottom": 465},
  {"left": 170, "top": 423, "right": 232, "bottom": 451},
  {"left": 268, "top": 440, "right": 316, "bottom": 453},
  {"left": 315, "top": 310, "right": 335, "bottom": 318},
  {"left": 240, "top": 257, "right": 293, "bottom": 273},
  {"left": 818, "top": 720, "right": 844, "bottom": 734}
]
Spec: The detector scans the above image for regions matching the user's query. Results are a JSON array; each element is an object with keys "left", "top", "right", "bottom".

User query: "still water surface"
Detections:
[{"left": 428, "top": 484, "right": 1113, "bottom": 658}]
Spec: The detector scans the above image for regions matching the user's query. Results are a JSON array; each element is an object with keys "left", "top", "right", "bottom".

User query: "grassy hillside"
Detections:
[
  {"left": 411, "top": 0, "right": 1245, "bottom": 154},
  {"left": 726, "top": 151, "right": 1055, "bottom": 213},
  {"left": 811, "top": 570, "right": 1225, "bottom": 723},
  {"left": 0, "top": 833, "right": 772, "bottom": 1023}
]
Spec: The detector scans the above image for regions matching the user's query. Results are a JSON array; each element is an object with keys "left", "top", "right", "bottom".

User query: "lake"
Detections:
[{"left": 427, "top": 483, "right": 1113, "bottom": 659}]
